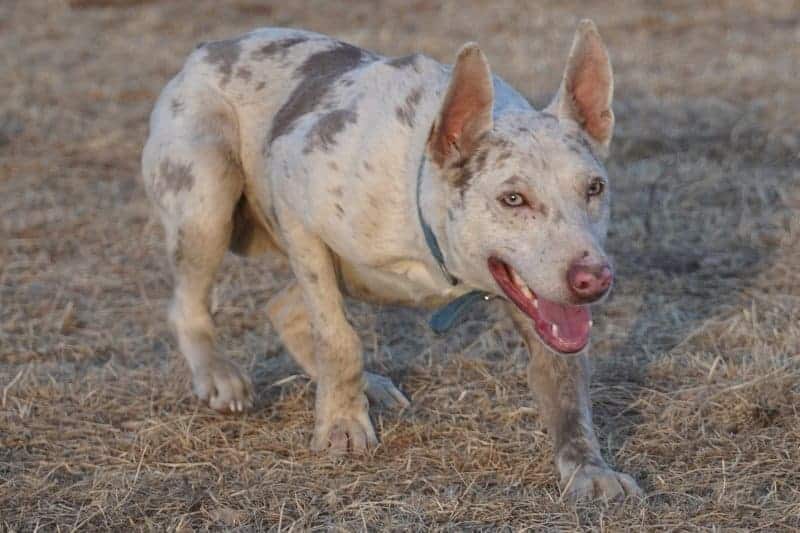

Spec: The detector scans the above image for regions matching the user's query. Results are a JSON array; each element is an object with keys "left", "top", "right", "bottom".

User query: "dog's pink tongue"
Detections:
[{"left": 537, "top": 298, "right": 591, "bottom": 341}]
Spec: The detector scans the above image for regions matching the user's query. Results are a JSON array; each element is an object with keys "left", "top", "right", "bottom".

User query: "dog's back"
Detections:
[{"left": 144, "top": 28, "right": 531, "bottom": 275}]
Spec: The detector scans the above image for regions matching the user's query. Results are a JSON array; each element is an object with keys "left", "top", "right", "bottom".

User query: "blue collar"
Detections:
[
  {"left": 415, "top": 153, "right": 459, "bottom": 286},
  {"left": 415, "top": 153, "right": 491, "bottom": 333}
]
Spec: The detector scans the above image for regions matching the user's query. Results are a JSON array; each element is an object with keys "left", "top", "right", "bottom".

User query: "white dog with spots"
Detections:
[{"left": 142, "top": 20, "right": 642, "bottom": 502}]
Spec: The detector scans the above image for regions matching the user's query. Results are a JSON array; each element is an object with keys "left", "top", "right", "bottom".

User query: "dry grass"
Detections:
[{"left": 2, "top": 0, "right": 799, "bottom": 530}]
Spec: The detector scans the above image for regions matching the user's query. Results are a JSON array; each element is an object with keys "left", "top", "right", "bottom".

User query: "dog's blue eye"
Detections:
[
  {"left": 587, "top": 177, "right": 605, "bottom": 198},
  {"left": 500, "top": 192, "right": 526, "bottom": 207}
]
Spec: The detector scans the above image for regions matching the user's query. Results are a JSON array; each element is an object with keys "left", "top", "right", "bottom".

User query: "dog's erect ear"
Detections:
[
  {"left": 429, "top": 43, "right": 494, "bottom": 166},
  {"left": 547, "top": 20, "right": 614, "bottom": 156}
]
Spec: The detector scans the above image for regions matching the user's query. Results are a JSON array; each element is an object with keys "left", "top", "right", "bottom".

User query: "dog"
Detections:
[{"left": 142, "top": 19, "right": 642, "bottom": 502}]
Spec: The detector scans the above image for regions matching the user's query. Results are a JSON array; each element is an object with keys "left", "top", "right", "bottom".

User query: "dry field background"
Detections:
[{"left": 2, "top": 0, "right": 799, "bottom": 530}]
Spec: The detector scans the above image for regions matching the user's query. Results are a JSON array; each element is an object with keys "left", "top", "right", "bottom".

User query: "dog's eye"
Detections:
[
  {"left": 500, "top": 192, "right": 527, "bottom": 207},
  {"left": 587, "top": 177, "right": 605, "bottom": 199}
]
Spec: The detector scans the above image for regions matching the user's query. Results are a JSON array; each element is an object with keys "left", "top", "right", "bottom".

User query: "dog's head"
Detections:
[{"left": 428, "top": 20, "right": 614, "bottom": 355}]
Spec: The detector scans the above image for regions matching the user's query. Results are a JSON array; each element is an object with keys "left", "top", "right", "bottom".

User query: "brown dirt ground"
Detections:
[{"left": 1, "top": 0, "right": 799, "bottom": 530}]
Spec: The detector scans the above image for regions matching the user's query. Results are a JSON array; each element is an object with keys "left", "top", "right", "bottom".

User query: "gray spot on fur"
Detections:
[
  {"left": 496, "top": 150, "right": 512, "bottom": 163},
  {"left": 387, "top": 54, "right": 420, "bottom": 71},
  {"left": 449, "top": 133, "right": 498, "bottom": 194},
  {"left": 564, "top": 133, "right": 601, "bottom": 165},
  {"left": 296, "top": 41, "right": 376, "bottom": 79},
  {"left": 564, "top": 132, "right": 586, "bottom": 147},
  {"left": 157, "top": 159, "right": 194, "bottom": 195},
  {"left": 473, "top": 148, "right": 490, "bottom": 173},
  {"left": 236, "top": 66, "right": 252, "bottom": 81},
  {"left": 537, "top": 202, "right": 549, "bottom": 217},
  {"left": 170, "top": 98, "right": 184, "bottom": 117},
  {"left": 395, "top": 86, "right": 423, "bottom": 128},
  {"left": 251, "top": 36, "right": 308, "bottom": 61},
  {"left": 172, "top": 227, "right": 184, "bottom": 267},
  {"left": 487, "top": 135, "right": 512, "bottom": 150},
  {"left": 303, "top": 108, "right": 358, "bottom": 154},
  {"left": 450, "top": 157, "right": 473, "bottom": 193},
  {"left": 204, "top": 38, "right": 243, "bottom": 86},
  {"left": 255, "top": 81, "right": 266, "bottom": 91},
  {"left": 334, "top": 203, "right": 345, "bottom": 217},
  {"left": 268, "top": 42, "right": 374, "bottom": 145}
]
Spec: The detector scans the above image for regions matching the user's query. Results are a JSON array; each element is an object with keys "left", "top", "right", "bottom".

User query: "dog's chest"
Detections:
[{"left": 337, "top": 257, "right": 467, "bottom": 309}]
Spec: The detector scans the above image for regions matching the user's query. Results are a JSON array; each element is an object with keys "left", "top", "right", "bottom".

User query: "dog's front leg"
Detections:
[
  {"left": 506, "top": 304, "right": 642, "bottom": 502},
  {"left": 278, "top": 217, "right": 376, "bottom": 454}
]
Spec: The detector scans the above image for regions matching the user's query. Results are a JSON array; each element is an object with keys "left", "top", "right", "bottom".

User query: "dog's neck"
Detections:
[
  {"left": 415, "top": 151, "right": 459, "bottom": 286},
  {"left": 414, "top": 146, "right": 493, "bottom": 333}
]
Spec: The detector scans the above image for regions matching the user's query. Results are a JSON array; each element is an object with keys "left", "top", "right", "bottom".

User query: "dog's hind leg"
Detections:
[
  {"left": 266, "top": 282, "right": 409, "bottom": 409},
  {"left": 143, "top": 85, "right": 253, "bottom": 413},
  {"left": 165, "top": 205, "right": 254, "bottom": 414}
]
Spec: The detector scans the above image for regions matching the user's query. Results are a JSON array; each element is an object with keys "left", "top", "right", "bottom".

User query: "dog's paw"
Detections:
[
  {"left": 364, "top": 371, "right": 410, "bottom": 410},
  {"left": 192, "top": 358, "right": 253, "bottom": 414},
  {"left": 312, "top": 394, "right": 377, "bottom": 455},
  {"left": 561, "top": 464, "right": 642, "bottom": 504}
]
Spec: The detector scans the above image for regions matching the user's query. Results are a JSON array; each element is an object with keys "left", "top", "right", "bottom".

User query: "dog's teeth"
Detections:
[
  {"left": 551, "top": 324, "right": 559, "bottom": 337},
  {"left": 510, "top": 268, "right": 525, "bottom": 288},
  {"left": 510, "top": 268, "right": 534, "bottom": 299},
  {"left": 589, "top": 320, "right": 594, "bottom": 328},
  {"left": 532, "top": 298, "right": 538, "bottom": 309}
]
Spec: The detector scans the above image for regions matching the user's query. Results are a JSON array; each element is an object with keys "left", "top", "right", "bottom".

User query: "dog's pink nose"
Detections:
[{"left": 567, "top": 261, "right": 613, "bottom": 301}]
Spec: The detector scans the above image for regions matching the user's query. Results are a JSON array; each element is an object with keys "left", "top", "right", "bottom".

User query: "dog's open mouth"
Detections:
[{"left": 488, "top": 257, "right": 591, "bottom": 354}]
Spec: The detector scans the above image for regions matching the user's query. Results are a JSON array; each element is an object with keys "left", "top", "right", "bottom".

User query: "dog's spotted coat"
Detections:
[{"left": 142, "top": 20, "right": 641, "bottom": 502}]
